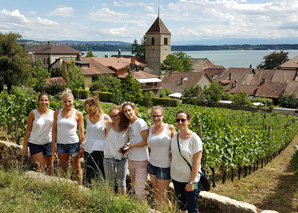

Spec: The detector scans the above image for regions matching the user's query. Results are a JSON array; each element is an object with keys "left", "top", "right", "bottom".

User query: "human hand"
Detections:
[
  {"left": 185, "top": 183, "right": 194, "bottom": 192},
  {"left": 23, "top": 144, "right": 28, "bottom": 154}
]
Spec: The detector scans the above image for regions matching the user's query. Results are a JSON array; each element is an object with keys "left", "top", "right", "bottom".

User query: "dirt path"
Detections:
[{"left": 211, "top": 134, "right": 298, "bottom": 212}]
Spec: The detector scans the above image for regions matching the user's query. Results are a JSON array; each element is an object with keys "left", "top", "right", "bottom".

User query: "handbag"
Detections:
[{"left": 176, "top": 133, "right": 211, "bottom": 191}]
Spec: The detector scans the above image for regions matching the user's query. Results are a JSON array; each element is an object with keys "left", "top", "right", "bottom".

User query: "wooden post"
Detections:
[{"left": 198, "top": 123, "right": 202, "bottom": 138}]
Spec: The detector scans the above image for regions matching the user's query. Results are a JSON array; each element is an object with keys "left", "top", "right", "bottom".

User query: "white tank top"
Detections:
[
  {"left": 84, "top": 114, "right": 107, "bottom": 153},
  {"left": 57, "top": 108, "right": 79, "bottom": 144},
  {"left": 104, "top": 127, "right": 128, "bottom": 160},
  {"left": 147, "top": 124, "right": 171, "bottom": 168},
  {"left": 28, "top": 109, "right": 53, "bottom": 145}
]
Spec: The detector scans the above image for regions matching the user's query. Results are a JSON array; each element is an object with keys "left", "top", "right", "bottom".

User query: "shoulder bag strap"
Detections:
[{"left": 177, "top": 133, "right": 192, "bottom": 171}]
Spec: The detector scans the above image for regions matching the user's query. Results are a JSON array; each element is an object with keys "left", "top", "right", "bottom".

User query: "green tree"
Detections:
[
  {"left": 232, "top": 91, "right": 252, "bottom": 106},
  {"left": 257, "top": 51, "right": 289, "bottom": 69},
  {"left": 66, "top": 59, "right": 83, "bottom": 91},
  {"left": 182, "top": 84, "right": 204, "bottom": 105},
  {"left": 86, "top": 50, "right": 96, "bottom": 57},
  {"left": 30, "top": 60, "right": 51, "bottom": 92},
  {"left": 118, "top": 75, "right": 143, "bottom": 103},
  {"left": 89, "top": 75, "right": 121, "bottom": 92},
  {"left": 278, "top": 93, "right": 298, "bottom": 108},
  {"left": 131, "top": 36, "right": 145, "bottom": 56},
  {"left": 0, "top": 32, "right": 31, "bottom": 92},
  {"left": 203, "top": 81, "right": 225, "bottom": 103},
  {"left": 160, "top": 52, "right": 193, "bottom": 74}
]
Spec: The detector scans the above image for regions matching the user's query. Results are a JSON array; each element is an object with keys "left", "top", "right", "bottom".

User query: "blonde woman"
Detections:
[
  {"left": 83, "top": 96, "right": 111, "bottom": 184},
  {"left": 104, "top": 105, "right": 130, "bottom": 195},
  {"left": 23, "top": 93, "right": 54, "bottom": 174},
  {"left": 52, "top": 89, "right": 85, "bottom": 185},
  {"left": 122, "top": 102, "right": 149, "bottom": 199},
  {"left": 147, "top": 106, "right": 176, "bottom": 209}
]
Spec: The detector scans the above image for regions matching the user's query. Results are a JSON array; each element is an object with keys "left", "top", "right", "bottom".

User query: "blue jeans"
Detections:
[
  {"left": 104, "top": 158, "right": 128, "bottom": 189},
  {"left": 172, "top": 179, "right": 201, "bottom": 213}
]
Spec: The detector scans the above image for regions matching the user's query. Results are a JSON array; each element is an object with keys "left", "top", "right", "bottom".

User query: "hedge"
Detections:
[
  {"left": 73, "top": 89, "right": 90, "bottom": 99},
  {"left": 92, "top": 91, "right": 113, "bottom": 102},
  {"left": 152, "top": 97, "right": 180, "bottom": 107}
]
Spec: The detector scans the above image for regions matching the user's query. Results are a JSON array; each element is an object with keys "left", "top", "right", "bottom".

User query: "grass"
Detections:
[
  {"left": 211, "top": 134, "right": 298, "bottom": 212},
  {"left": 0, "top": 169, "right": 151, "bottom": 213}
]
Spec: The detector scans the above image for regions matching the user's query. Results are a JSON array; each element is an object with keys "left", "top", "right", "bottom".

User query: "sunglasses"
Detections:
[
  {"left": 175, "top": 119, "right": 187, "bottom": 123},
  {"left": 110, "top": 114, "right": 120, "bottom": 118}
]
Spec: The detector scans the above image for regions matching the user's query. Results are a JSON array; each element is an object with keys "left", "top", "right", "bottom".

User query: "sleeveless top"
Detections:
[
  {"left": 57, "top": 108, "right": 79, "bottom": 144},
  {"left": 28, "top": 109, "right": 53, "bottom": 145},
  {"left": 84, "top": 114, "right": 107, "bottom": 153},
  {"left": 104, "top": 127, "right": 128, "bottom": 160},
  {"left": 147, "top": 124, "right": 171, "bottom": 168}
]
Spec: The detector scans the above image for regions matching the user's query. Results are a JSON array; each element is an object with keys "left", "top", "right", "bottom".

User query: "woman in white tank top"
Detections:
[
  {"left": 104, "top": 105, "right": 130, "bottom": 195},
  {"left": 83, "top": 96, "right": 111, "bottom": 184},
  {"left": 52, "top": 89, "right": 85, "bottom": 185},
  {"left": 147, "top": 106, "right": 176, "bottom": 210},
  {"left": 23, "top": 93, "right": 54, "bottom": 174}
]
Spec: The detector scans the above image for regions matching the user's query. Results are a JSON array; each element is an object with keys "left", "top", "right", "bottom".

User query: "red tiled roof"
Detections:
[
  {"left": 229, "top": 85, "right": 258, "bottom": 96},
  {"left": 162, "top": 71, "right": 209, "bottom": 93},
  {"left": 271, "top": 70, "right": 296, "bottom": 83},
  {"left": 118, "top": 70, "right": 159, "bottom": 79},
  {"left": 284, "top": 81, "right": 298, "bottom": 98},
  {"left": 46, "top": 77, "right": 67, "bottom": 85},
  {"left": 249, "top": 69, "right": 275, "bottom": 86},
  {"left": 92, "top": 57, "right": 145, "bottom": 71},
  {"left": 146, "top": 17, "right": 171, "bottom": 35},
  {"left": 280, "top": 56, "right": 298, "bottom": 70},
  {"left": 80, "top": 58, "right": 115, "bottom": 76},
  {"left": 255, "top": 82, "right": 287, "bottom": 98},
  {"left": 190, "top": 58, "right": 217, "bottom": 72},
  {"left": 203, "top": 68, "right": 226, "bottom": 81},
  {"left": 27, "top": 44, "right": 82, "bottom": 55}
]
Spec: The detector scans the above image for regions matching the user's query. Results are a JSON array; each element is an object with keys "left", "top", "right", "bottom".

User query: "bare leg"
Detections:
[
  {"left": 156, "top": 179, "right": 172, "bottom": 210},
  {"left": 120, "top": 187, "right": 127, "bottom": 195},
  {"left": 72, "top": 154, "right": 83, "bottom": 185},
  {"left": 58, "top": 153, "right": 71, "bottom": 178},
  {"left": 44, "top": 155, "right": 54, "bottom": 175},
  {"left": 32, "top": 152, "right": 46, "bottom": 172}
]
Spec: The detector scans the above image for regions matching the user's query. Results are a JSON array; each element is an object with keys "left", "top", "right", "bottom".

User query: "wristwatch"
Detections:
[{"left": 188, "top": 181, "right": 195, "bottom": 184}]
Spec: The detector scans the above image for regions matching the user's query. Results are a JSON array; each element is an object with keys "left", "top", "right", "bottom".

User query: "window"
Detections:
[
  {"left": 164, "top": 38, "right": 168, "bottom": 45},
  {"left": 152, "top": 37, "right": 155, "bottom": 45}
]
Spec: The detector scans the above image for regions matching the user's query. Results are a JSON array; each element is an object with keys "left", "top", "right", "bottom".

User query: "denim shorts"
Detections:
[
  {"left": 57, "top": 142, "right": 80, "bottom": 157},
  {"left": 28, "top": 142, "right": 52, "bottom": 156},
  {"left": 147, "top": 162, "right": 171, "bottom": 180}
]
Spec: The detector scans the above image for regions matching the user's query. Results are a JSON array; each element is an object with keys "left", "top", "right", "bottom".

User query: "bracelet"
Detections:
[{"left": 188, "top": 181, "right": 195, "bottom": 184}]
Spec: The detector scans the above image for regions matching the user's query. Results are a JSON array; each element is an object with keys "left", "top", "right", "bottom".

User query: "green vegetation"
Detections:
[
  {"left": 278, "top": 93, "right": 298, "bottom": 108},
  {"left": 160, "top": 52, "right": 193, "bottom": 73},
  {"left": 131, "top": 36, "right": 145, "bottom": 56},
  {"left": 257, "top": 51, "right": 289, "bottom": 69},
  {"left": 86, "top": 50, "right": 96, "bottom": 57},
  {"left": 89, "top": 75, "right": 121, "bottom": 92},
  {"left": 292, "top": 145, "right": 298, "bottom": 175},
  {"left": 30, "top": 60, "right": 51, "bottom": 92},
  {"left": 0, "top": 169, "right": 149, "bottom": 213},
  {"left": 0, "top": 32, "right": 31, "bottom": 92},
  {"left": 66, "top": 59, "right": 83, "bottom": 91}
]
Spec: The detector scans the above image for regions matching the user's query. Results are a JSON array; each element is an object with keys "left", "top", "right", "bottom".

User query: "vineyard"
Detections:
[{"left": 1, "top": 91, "right": 298, "bottom": 188}]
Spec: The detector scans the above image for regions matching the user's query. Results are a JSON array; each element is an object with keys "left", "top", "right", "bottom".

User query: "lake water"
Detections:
[{"left": 83, "top": 50, "right": 298, "bottom": 69}]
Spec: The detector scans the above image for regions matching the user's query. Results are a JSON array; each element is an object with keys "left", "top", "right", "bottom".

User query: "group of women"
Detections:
[{"left": 23, "top": 88, "right": 203, "bottom": 213}]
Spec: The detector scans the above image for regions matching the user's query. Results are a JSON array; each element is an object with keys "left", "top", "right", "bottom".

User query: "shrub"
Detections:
[
  {"left": 73, "top": 89, "right": 90, "bottom": 99},
  {"left": 92, "top": 91, "right": 113, "bottom": 102},
  {"left": 152, "top": 97, "right": 180, "bottom": 107},
  {"left": 140, "top": 91, "right": 155, "bottom": 107},
  {"left": 231, "top": 91, "right": 252, "bottom": 106},
  {"left": 278, "top": 93, "right": 298, "bottom": 108},
  {"left": 250, "top": 97, "right": 273, "bottom": 106},
  {"left": 111, "top": 92, "right": 126, "bottom": 105}
]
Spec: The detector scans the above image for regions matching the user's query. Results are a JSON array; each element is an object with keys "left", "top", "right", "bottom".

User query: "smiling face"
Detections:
[
  {"left": 37, "top": 95, "right": 50, "bottom": 108},
  {"left": 176, "top": 112, "right": 190, "bottom": 131},
  {"left": 110, "top": 109, "right": 120, "bottom": 124},
  {"left": 151, "top": 109, "right": 164, "bottom": 125},
  {"left": 123, "top": 105, "right": 136, "bottom": 121},
  {"left": 62, "top": 95, "right": 74, "bottom": 109}
]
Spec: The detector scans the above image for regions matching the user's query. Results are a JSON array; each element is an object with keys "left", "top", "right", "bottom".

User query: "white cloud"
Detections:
[
  {"left": 28, "top": 11, "right": 37, "bottom": 15},
  {"left": 89, "top": 8, "right": 129, "bottom": 22},
  {"left": 49, "top": 6, "right": 74, "bottom": 18}
]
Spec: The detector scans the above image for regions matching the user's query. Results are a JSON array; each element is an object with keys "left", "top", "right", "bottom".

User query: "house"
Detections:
[
  {"left": 162, "top": 71, "right": 212, "bottom": 98},
  {"left": 202, "top": 67, "right": 226, "bottom": 81},
  {"left": 279, "top": 56, "right": 298, "bottom": 70},
  {"left": 27, "top": 42, "right": 83, "bottom": 71},
  {"left": 190, "top": 58, "right": 223, "bottom": 72}
]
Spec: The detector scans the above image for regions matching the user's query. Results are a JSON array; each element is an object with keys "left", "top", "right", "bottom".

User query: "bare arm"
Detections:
[
  {"left": 77, "top": 111, "right": 85, "bottom": 143},
  {"left": 51, "top": 110, "right": 59, "bottom": 155},
  {"left": 23, "top": 111, "right": 35, "bottom": 153},
  {"left": 185, "top": 151, "right": 202, "bottom": 192}
]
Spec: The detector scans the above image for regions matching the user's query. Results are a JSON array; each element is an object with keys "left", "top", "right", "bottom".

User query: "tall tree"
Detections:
[
  {"left": 160, "top": 52, "right": 193, "bottom": 74},
  {"left": 0, "top": 32, "right": 31, "bottom": 91},
  {"left": 118, "top": 75, "right": 143, "bottom": 103},
  {"left": 131, "top": 35, "right": 145, "bottom": 56},
  {"left": 257, "top": 51, "right": 289, "bottom": 69},
  {"left": 31, "top": 59, "right": 51, "bottom": 92},
  {"left": 66, "top": 59, "right": 83, "bottom": 91}
]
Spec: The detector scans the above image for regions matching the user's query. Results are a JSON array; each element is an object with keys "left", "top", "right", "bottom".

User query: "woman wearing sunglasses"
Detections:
[
  {"left": 104, "top": 105, "right": 130, "bottom": 195},
  {"left": 122, "top": 102, "right": 149, "bottom": 200},
  {"left": 83, "top": 96, "right": 111, "bottom": 184},
  {"left": 171, "top": 111, "right": 203, "bottom": 213},
  {"left": 147, "top": 106, "right": 176, "bottom": 210}
]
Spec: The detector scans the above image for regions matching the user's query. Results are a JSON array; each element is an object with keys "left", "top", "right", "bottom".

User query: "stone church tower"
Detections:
[{"left": 145, "top": 16, "right": 171, "bottom": 76}]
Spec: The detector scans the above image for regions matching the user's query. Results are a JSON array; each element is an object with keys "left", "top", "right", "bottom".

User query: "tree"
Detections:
[
  {"left": 203, "top": 81, "right": 225, "bottom": 103},
  {"left": 117, "top": 75, "right": 143, "bottom": 103},
  {"left": 86, "top": 50, "right": 96, "bottom": 57},
  {"left": 232, "top": 91, "right": 252, "bottom": 106},
  {"left": 0, "top": 32, "right": 31, "bottom": 92},
  {"left": 257, "top": 51, "right": 289, "bottom": 69},
  {"left": 131, "top": 35, "right": 145, "bottom": 56},
  {"left": 30, "top": 59, "right": 51, "bottom": 92},
  {"left": 66, "top": 59, "right": 83, "bottom": 91},
  {"left": 160, "top": 52, "right": 193, "bottom": 74},
  {"left": 278, "top": 93, "right": 298, "bottom": 108},
  {"left": 182, "top": 84, "right": 204, "bottom": 105},
  {"left": 89, "top": 75, "right": 121, "bottom": 92}
]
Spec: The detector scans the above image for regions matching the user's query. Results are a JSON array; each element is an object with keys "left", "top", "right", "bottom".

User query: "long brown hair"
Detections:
[
  {"left": 121, "top": 101, "right": 138, "bottom": 118},
  {"left": 110, "top": 105, "right": 130, "bottom": 131},
  {"left": 84, "top": 96, "right": 104, "bottom": 121}
]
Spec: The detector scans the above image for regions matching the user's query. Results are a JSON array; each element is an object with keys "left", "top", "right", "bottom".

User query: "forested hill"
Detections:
[{"left": 19, "top": 39, "right": 298, "bottom": 52}]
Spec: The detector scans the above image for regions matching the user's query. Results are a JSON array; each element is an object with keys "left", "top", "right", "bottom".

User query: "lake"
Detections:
[{"left": 82, "top": 50, "right": 298, "bottom": 69}]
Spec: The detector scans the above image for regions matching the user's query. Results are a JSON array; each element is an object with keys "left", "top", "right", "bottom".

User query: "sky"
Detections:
[{"left": 1, "top": 0, "right": 298, "bottom": 45}]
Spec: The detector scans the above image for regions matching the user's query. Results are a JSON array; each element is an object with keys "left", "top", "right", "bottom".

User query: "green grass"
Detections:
[{"left": 0, "top": 169, "right": 150, "bottom": 213}]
